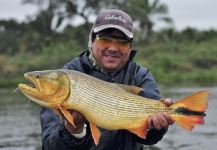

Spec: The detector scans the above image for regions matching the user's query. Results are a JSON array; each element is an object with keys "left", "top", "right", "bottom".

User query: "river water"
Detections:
[{"left": 0, "top": 87, "right": 216, "bottom": 150}]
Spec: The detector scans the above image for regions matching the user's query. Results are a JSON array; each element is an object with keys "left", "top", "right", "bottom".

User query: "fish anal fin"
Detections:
[
  {"left": 115, "top": 84, "right": 143, "bottom": 95},
  {"left": 173, "top": 115, "right": 204, "bottom": 131},
  {"left": 89, "top": 122, "right": 101, "bottom": 145},
  {"left": 128, "top": 122, "right": 148, "bottom": 139},
  {"left": 59, "top": 106, "right": 76, "bottom": 128},
  {"left": 53, "top": 109, "right": 63, "bottom": 124}
]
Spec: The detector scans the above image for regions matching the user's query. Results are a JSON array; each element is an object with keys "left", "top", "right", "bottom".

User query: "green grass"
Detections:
[{"left": 1, "top": 39, "right": 217, "bottom": 88}]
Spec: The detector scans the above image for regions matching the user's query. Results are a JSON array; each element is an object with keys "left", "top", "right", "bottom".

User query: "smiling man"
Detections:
[
  {"left": 40, "top": 9, "right": 174, "bottom": 150},
  {"left": 91, "top": 30, "right": 131, "bottom": 73}
]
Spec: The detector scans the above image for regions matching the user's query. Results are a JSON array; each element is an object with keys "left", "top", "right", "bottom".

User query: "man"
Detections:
[{"left": 40, "top": 9, "right": 174, "bottom": 150}]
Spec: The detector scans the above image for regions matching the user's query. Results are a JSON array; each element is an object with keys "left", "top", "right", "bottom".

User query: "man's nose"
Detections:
[{"left": 108, "top": 41, "right": 118, "bottom": 51}]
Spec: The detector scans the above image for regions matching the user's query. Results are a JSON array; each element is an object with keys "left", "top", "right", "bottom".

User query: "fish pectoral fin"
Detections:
[
  {"left": 59, "top": 106, "right": 76, "bottom": 128},
  {"left": 89, "top": 122, "right": 101, "bottom": 145},
  {"left": 114, "top": 84, "right": 143, "bottom": 95},
  {"left": 53, "top": 109, "right": 63, "bottom": 124},
  {"left": 128, "top": 122, "right": 148, "bottom": 139}
]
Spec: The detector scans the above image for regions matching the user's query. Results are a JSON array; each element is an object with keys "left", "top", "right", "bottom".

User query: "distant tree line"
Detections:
[
  {"left": 0, "top": 0, "right": 217, "bottom": 55},
  {"left": 0, "top": 0, "right": 172, "bottom": 55}
]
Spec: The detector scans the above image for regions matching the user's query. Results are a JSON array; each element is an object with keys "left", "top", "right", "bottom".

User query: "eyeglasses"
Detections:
[{"left": 95, "top": 35, "right": 132, "bottom": 51}]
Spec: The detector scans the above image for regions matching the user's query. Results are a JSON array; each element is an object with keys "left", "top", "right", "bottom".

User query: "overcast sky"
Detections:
[{"left": 0, "top": 0, "right": 217, "bottom": 31}]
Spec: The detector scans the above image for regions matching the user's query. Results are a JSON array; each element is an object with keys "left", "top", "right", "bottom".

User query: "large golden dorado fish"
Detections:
[{"left": 18, "top": 69, "right": 210, "bottom": 145}]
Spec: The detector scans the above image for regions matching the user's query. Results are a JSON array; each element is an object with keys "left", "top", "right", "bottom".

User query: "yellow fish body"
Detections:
[{"left": 18, "top": 69, "right": 210, "bottom": 145}]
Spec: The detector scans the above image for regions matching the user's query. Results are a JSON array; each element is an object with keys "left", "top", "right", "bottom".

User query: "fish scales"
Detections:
[{"left": 64, "top": 70, "right": 168, "bottom": 129}]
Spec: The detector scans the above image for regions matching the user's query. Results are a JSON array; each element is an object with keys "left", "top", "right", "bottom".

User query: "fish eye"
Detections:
[{"left": 36, "top": 75, "right": 40, "bottom": 78}]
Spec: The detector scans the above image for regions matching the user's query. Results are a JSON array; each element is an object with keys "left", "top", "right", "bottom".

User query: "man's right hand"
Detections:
[{"left": 64, "top": 110, "right": 86, "bottom": 134}]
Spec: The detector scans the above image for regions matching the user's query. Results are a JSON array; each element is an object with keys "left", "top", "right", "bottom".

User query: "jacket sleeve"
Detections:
[{"left": 133, "top": 67, "right": 168, "bottom": 145}]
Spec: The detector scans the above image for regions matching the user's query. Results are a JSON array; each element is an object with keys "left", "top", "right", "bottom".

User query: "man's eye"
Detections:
[
  {"left": 100, "top": 37, "right": 111, "bottom": 42},
  {"left": 118, "top": 40, "right": 129, "bottom": 45}
]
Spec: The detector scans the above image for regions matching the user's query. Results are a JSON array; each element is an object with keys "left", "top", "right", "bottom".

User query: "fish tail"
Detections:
[{"left": 171, "top": 90, "right": 211, "bottom": 131}]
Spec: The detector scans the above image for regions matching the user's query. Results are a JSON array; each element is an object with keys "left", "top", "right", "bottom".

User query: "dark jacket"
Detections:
[{"left": 40, "top": 50, "right": 168, "bottom": 150}]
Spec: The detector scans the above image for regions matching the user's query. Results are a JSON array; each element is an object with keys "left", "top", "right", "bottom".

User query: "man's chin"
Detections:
[{"left": 101, "top": 65, "right": 119, "bottom": 73}]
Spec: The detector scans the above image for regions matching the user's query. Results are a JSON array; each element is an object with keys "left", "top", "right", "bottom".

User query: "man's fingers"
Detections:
[
  {"left": 157, "top": 113, "right": 169, "bottom": 128},
  {"left": 163, "top": 112, "right": 175, "bottom": 125},
  {"left": 148, "top": 112, "right": 175, "bottom": 130},
  {"left": 78, "top": 112, "right": 85, "bottom": 120},
  {"left": 164, "top": 98, "right": 173, "bottom": 106},
  {"left": 72, "top": 110, "right": 79, "bottom": 118},
  {"left": 152, "top": 114, "right": 162, "bottom": 130},
  {"left": 147, "top": 116, "right": 153, "bottom": 129},
  {"left": 57, "top": 109, "right": 85, "bottom": 123}
]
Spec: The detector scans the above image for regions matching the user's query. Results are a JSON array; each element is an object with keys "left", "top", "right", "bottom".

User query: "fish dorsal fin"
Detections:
[{"left": 114, "top": 84, "right": 143, "bottom": 95}]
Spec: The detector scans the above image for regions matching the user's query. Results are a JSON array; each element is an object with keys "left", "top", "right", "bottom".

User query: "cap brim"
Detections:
[{"left": 93, "top": 24, "right": 133, "bottom": 39}]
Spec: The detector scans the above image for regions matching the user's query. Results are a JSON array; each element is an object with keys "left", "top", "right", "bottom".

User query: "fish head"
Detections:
[{"left": 18, "top": 70, "right": 70, "bottom": 108}]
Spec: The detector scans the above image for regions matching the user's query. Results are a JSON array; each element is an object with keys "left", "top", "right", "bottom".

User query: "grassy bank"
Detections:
[
  {"left": 0, "top": 40, "right": 83, "bottom": 88},
  {"left": 134, "top": 38, "right": 217, "bottom": 86},
  {"left": 1, "top": 39, "right": 217, "bottom": 88}
]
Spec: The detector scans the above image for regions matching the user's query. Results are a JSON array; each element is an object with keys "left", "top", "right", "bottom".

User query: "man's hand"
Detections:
[
  {"left": 64, "top": 110, "right": 86, "bottom": 134},
  {"left": 147, "top": 98, "right": 175, "bottom": 130}
]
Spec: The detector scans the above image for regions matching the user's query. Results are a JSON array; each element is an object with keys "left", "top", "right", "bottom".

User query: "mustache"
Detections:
[{"left": 103, "top": 50, "right": 122, "bottom": 58}]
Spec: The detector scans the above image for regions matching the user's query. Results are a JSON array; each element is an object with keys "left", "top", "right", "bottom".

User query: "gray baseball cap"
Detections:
[{"left": 93, "top": 9, "right": 134, "bottom": 39}]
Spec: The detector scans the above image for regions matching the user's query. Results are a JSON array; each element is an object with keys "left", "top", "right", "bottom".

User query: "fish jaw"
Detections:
[
  {"left": 19, "top": 83, "right": 44, "bottom": 105},
  {"left": 18, "top": 70, "right": 71, "bottom": 109}
]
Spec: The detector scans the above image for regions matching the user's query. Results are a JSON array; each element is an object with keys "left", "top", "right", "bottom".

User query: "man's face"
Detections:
[{"left": 92, "top": 29, "right": 131, "bottom": 73}]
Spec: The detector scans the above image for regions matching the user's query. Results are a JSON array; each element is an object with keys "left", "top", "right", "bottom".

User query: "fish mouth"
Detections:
[
  {"left": 26, "top": 83, "right": 36, "bottom": 88},
  {"left": 18, "top": 73, "right": 41, "bottom": 100},
  {"left": 21, "top": 73, "right": 37, "bottom": 90},
  {"left": 18, "top": 73, "right": 52, "bottom": 108},
  {"left": 25, "top": 80, "right": 37, "bottom": 89}
]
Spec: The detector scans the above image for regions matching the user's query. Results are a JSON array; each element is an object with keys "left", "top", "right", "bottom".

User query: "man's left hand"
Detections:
[{"left": 147, "top": 98, "right": 175, "bottom": 130}]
